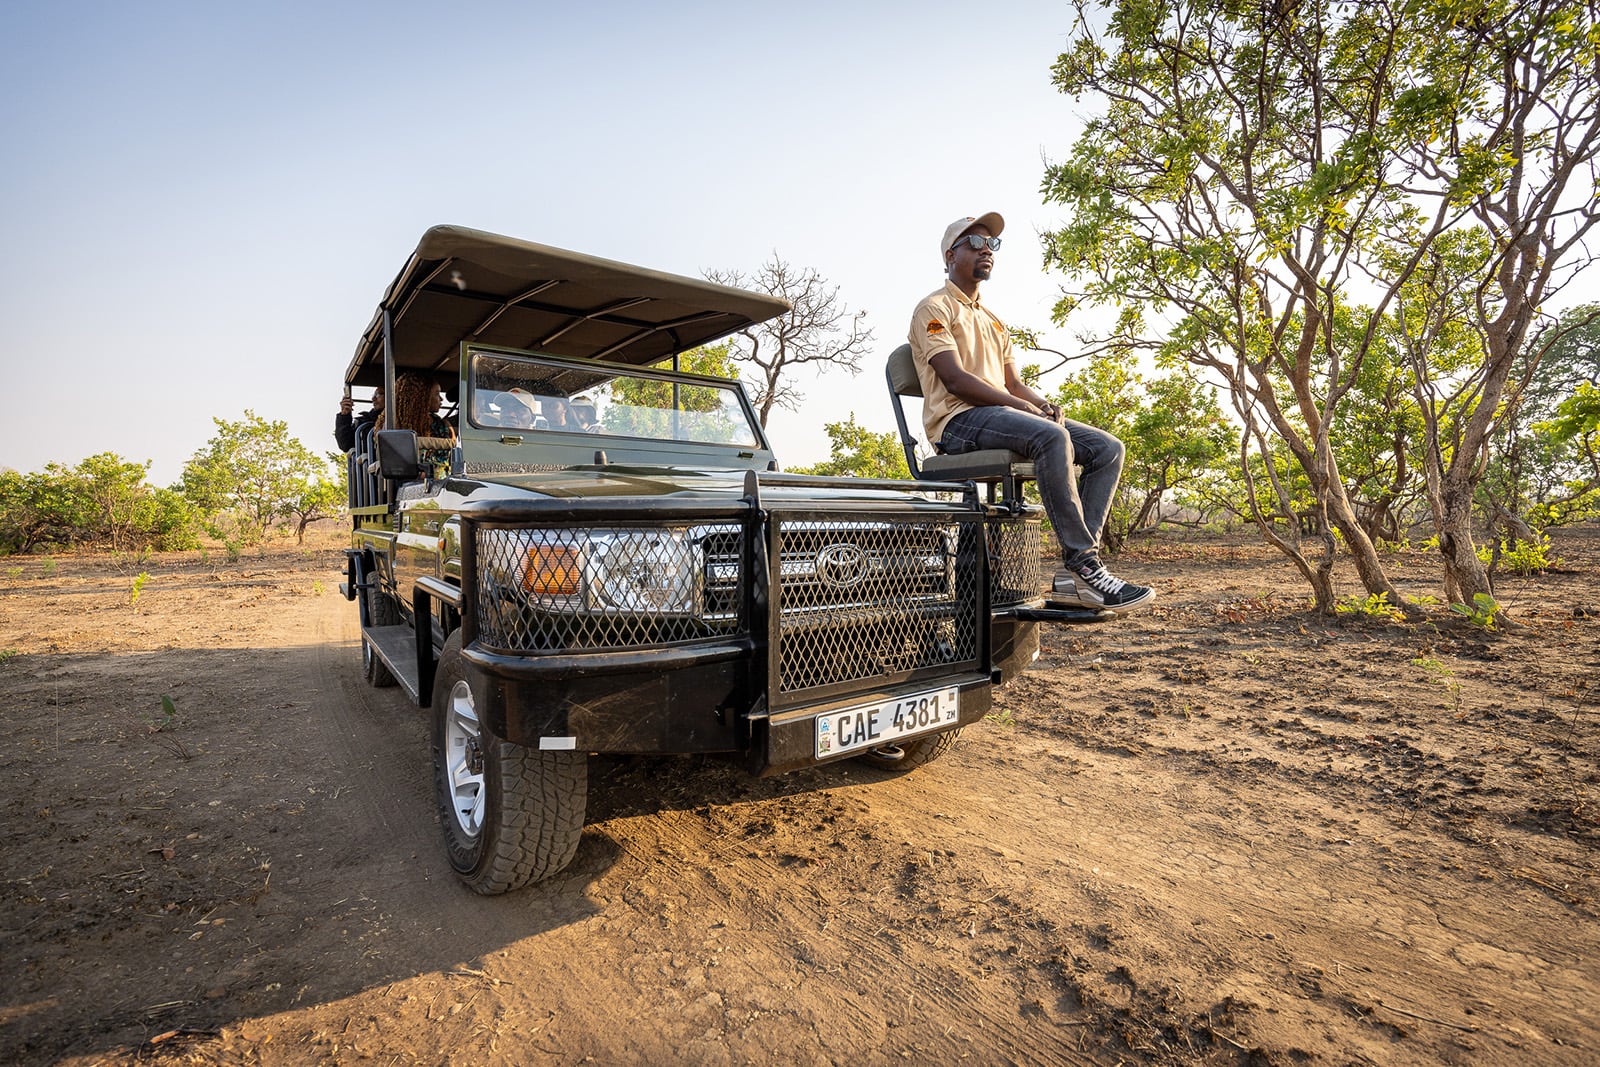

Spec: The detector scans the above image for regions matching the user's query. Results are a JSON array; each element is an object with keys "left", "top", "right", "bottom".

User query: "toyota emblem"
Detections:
[{"left": 815, "top": 543, "right": 867, "bottom": 588}]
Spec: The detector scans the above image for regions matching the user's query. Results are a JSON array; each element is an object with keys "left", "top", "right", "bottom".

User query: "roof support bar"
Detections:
[{"left": 534, "top": 296, "right": 653, "bottom": 348}]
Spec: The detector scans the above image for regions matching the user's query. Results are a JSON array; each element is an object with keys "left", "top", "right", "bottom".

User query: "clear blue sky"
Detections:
[{"left": 0, "top": 1, "right": 1090, "bottom": 484}]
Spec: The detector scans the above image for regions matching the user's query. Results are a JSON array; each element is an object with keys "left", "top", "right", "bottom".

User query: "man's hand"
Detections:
[
  {"left": 339, "top": 396, "right": 355, "bottom": 415},
  {"left": 1038, "top": 401, "right": 1065, "bottom": 425}
]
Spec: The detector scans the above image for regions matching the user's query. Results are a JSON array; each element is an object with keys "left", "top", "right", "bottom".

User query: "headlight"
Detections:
[
  {"left": 483, "top": 529, "right": 700, "bottom": 616},
  {"left": 587, "top": 531, "right": 697, "bottom": 613}
]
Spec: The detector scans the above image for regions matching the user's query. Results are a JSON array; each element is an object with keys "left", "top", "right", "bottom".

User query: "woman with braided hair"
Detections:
[{"left": 376, "top": 372, "right": 452, "bottom": 439}]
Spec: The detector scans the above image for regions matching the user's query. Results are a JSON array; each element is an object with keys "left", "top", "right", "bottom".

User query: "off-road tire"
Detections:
[
  {"left": 431, "top": 633, "right": 587, "bottom": 894},
  {"left": 854, "top": 727, "right": 963, "bottom": 772},
  {"left": 361, "top": 587, "right": 399, "bottom": 688}
]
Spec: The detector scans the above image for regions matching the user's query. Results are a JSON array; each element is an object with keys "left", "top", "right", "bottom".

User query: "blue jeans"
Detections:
[{"left": 941, "top": 407, "right": 1124, "bottom": 562}]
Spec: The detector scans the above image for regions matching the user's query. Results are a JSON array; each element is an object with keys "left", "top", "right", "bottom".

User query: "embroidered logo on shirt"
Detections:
[{"left": 926, "top": 318, "right": 946, "bottom": 335}]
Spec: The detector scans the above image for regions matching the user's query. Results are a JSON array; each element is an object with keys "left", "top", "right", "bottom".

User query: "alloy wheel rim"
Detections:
[{"left": 444, "top": 680, "right": 486, "bottom": 837}]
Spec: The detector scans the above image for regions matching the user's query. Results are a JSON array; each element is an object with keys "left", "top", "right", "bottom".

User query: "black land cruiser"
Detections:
[{"left": 342, "top": 226, "right": 1059, "bottom": 894}]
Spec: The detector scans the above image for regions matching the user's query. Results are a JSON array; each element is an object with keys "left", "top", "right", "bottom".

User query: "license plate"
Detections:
[{"left": 814, "top": 686, "right": 960, "bottom": 759}]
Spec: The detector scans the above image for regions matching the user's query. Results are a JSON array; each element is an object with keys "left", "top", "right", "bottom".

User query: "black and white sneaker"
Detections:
[{"left": 1052, "top": 556, "right": 1156, "bottom": 614}]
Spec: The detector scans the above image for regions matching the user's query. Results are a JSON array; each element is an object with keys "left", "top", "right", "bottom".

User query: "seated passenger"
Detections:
[
  {"left": 380, "top": 372, "right": 453, "bottom": 439},
  {"left": 378, "top": 372, "right": 455, "bottom": 479},
  {"left": 335, "top": 386, "right": 383, "bottom": 451},
  {"left": 541, "top": 395, "right": 574, "bottom": 431},
  {"left": 571, "top": 399, "right": 601, "bottom": 432},
  {"left": 503, "top": 388, "right": 538, "bottom": 429}
]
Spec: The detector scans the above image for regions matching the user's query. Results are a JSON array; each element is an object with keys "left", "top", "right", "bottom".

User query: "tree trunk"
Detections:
[
  {"left": 1323, "top": 461, "right": 1420, "bottom": 618},
  {"left": 1253, "top": 514, "right": 1336, "bottom": 612},
  {"left": 1436, "top": 478, "right": 1492, "bottom": 605}
]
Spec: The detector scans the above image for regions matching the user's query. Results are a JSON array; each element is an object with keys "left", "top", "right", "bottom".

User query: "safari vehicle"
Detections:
[{"left": 341, "top": 225, "right": 1066, "bottom": 894}]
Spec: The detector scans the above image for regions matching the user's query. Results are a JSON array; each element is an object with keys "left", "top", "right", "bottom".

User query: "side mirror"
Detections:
[{"left": 375, "top": 430, "right": 421, "bottom": 479}]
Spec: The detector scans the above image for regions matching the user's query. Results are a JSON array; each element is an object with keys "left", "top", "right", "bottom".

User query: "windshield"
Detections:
[{"left": 468, "top": 351, "right": 762, "bottom": 449}]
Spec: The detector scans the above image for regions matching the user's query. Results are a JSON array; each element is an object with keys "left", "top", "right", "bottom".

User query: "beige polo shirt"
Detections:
[{"left": 908, "top": 280, "right": 1014, "bottom": 443}]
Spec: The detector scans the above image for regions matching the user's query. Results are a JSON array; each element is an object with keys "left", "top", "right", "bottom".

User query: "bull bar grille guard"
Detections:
[{"left": 455, "top": 473, "right": 1008, "bottom": 711}]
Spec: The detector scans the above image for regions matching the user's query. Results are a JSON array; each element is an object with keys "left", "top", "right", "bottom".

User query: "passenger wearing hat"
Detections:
[{"left": 907, "top": 213, "right": 1155, "bottom": 614}]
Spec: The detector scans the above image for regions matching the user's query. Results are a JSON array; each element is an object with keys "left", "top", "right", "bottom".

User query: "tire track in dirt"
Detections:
[{"left": 304, "top": 592, "right": 432, "bottom": 847}]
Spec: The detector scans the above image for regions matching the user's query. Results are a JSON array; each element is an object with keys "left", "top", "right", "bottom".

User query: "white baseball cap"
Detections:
[{"left": 940, "top": 212, "right": 1005, "bottom": 257}]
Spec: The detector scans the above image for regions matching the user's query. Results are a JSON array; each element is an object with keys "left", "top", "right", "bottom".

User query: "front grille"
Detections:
[
  {"left": 990, "top": 517, "right": 1044, "bottom": 606},
  {"left": 473, "top": 523, "right": 744, "bottom": 651},
  {"left": 771, "top": 515, "right": 981, "bottom": 700}
]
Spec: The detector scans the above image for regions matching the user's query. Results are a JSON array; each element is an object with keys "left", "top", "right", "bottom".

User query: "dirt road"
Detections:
[{"left": 1, "top": 531, "right": 1596, "bottom": 1064}]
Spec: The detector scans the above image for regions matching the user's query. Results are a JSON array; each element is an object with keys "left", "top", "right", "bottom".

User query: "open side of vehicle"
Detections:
[{"left": 339, "top": 225, "right": 1075, "bottom": 893}]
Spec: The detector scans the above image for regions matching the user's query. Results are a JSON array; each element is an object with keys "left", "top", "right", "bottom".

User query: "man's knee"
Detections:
[{"left": 1038, "top": 421, "right": 1073, "bottom": 464}]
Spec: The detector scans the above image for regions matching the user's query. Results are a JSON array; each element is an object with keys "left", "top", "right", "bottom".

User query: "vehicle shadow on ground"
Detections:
[{"left": 587, "top": 751, "right": 898, "bottom": 823}]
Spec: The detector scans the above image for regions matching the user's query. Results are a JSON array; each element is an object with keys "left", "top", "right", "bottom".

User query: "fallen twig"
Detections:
[{"left": 1372, "top": 998, "right": 1480, "bottom": 1033}]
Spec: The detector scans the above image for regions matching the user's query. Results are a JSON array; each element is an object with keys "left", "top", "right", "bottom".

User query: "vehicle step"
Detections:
[
  {"left": 366, "top": 624, "right": 423, "bottom": 702},
  {"left": 1007, "top": 604, "right": 1115, "bottom": 624}
]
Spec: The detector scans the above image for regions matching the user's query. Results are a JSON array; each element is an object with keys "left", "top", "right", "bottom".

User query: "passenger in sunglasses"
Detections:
[{"left": 907, "top": 213, "right": 1155, "bottom": 614}]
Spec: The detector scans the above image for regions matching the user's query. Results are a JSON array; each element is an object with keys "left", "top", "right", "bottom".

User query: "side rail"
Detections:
[
  {"left": 345, "top": 423, "right": 394, "bottom": 513},
  {"left": 413, "top": 576, "right": 463, "bottom": 703}
]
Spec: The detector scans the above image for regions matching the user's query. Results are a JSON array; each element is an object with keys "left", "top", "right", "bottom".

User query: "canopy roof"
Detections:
[{"left": 344, "top": 225, "right": 790, "bottom": 387}]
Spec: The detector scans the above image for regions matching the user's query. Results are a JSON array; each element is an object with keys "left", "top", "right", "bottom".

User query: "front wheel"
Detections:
[
  {"left": 431, "top": 634, "right": 587, "bottom": 894},
  {"left": 855, "top": 727, "right": 963, "bottom": 772}
]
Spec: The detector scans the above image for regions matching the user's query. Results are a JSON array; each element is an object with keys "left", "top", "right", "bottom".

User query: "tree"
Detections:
[
  {"left": 789, "top": 415, "right": 911, "bottom": 480},
  {"left": 1485, "top": 305, "right": 1600, "bottom": 533},
  {"left": 1048, "top": 355, "right": 1235, "bottom": 550},
  {"left": 180, "top": 412, "right": 340, "bottom": 544},
  {"left": 1330, "top": 331, "right": 1427, "bottom": 545},
  {"left": 0, "top": 467, "right": 80, "bottom": 554},
  {"left": 1044, "top": 0, "right": 1600, "bottom": 612},
  {"left": 0, "top": 456, "right": 199, "bottom": 554},
  {"left": 282, "top": 453, "right": 348, "bottom": 545},
  {"left": 76, "top": 453, "right": 158, "bottom": 552},
  {"left": 705, "top": 256, "right": 874, "bottom": 427}
]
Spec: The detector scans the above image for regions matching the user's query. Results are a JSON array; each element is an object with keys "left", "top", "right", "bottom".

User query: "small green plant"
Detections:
[
  {"left": 4, "top": 566, "right": 21, "bottom": 579},
  {"left": 1450, "top": 592, "right": 1501, "bottom": 630},
  {"left": 135, "top": 545, "right": 153, "bottom": 567},
  {"left": 148, "top": 696, "right": 191, "bottom": 760},
  {"left": 224, "top": 540, "right": 242, "bottom": 563},
  {"left": 984, "top": 707, "right": 1017, "bottom": 727},
  {"left": 1411, "top": 655, "right": 1464, "bottom": 718},
  {"left": 1407, "top": 593, "right": 1441, "bottom": 607},
  {"left": 1477, "top": 535, "right": 1558, "bottom": 576},
  {"left": 129, "top": 571, "right": 150, "bottom": 610},
  {"left": 40, "top": 557, "right": 57, "bottom": 576},
  {"left": 1334, "top": 591, "right": 1403, "bottom": 621},
  {"left": 0, "top": 648, "right": 19, "bottom": 663},
  {"left": 311, "top": 579, "right": 325, "bottom": 596}
]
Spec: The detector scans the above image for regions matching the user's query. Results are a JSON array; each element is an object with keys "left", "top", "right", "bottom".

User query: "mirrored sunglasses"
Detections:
[{"left": 953, "top": 234, "right": 1002, "bottom": 252}]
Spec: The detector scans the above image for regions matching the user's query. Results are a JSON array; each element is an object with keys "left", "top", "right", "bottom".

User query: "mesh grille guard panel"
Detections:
[
  {"left": 990, "top": 517, "right": 1044, "bottom": 607},
  {"left": 770, "top": 514, "right": 983, "bottom": 703},
  {"left": 473, "top": 522, "right": 745, "bottom": 651}
]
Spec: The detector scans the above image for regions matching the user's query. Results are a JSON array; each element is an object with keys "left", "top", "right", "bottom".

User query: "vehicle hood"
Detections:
[{"left": 450, "top": 466, "right": 938, "bottom": 505}]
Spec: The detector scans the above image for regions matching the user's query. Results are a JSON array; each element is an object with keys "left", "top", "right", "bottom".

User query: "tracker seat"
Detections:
[{"left": 885, "top": 343, "right": 1033, "bottom": 507}]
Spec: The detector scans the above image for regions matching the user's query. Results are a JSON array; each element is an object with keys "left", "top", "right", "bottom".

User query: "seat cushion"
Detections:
[{"left": 920, "top": 451, "right": 1034, "bottom": 482}]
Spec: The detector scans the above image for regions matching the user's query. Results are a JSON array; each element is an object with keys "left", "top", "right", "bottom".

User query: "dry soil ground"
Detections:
[{"left": 1, "top": 527, "right": 1596, "bottom": 1066}]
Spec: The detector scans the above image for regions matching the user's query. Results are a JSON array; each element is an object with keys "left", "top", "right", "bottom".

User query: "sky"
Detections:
[{"left": 0, "top": 1, "right": 1095, "bottom": 484}]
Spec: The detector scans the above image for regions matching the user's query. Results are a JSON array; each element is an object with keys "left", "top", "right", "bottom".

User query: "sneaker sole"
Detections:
[{"left": 1051, "top": 577, "right": 1156, "bottom": 615}]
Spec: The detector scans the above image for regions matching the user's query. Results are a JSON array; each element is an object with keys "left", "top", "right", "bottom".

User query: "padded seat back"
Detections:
[{"left": 884, "top": 344, "right": 1033, "bottom": 500}]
